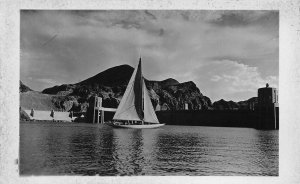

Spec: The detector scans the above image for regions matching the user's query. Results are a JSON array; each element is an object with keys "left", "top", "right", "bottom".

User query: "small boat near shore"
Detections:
[{"left": 108, "top": 57, "right": 164, "bottom": 129}]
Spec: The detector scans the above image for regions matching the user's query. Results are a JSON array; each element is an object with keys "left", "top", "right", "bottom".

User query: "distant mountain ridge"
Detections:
[
  {"left": 78, "top": 64, "right": 134, "bottom": 87},
  {"left": 213, "top": 97, "right": 257, "bottom": 110},
  {"left": 40, "top": 64, "right": 212, "bottom": 111},
  {"left": 20, "top": 64, "right": 257, "bottom": 112}
]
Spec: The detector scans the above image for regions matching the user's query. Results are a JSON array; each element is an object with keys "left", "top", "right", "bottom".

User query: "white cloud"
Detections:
[
  {"left": 194, "top": 60, "right": 278, "bottom": 101},
  {"left": 20, "top": 10, "right": 278, "bottom": 102}
]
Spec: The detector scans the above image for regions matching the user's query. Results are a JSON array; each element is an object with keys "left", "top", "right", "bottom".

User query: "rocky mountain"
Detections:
[
  {"left": 20, "top": 64, "right": 259, "bottom": 113},
  {"left": 213, "top": 97, "right": 258, "bottom": 110},
  {"left": 20, "top": 90, "right": 86, "bottom": 112},
  {"left": 213, "top": 99, "right": 239, "bottom": 110},
  {"left": 20, "top": 80, "right": 87, "bottom": 111},
  {"left": 41, "top": 64, "right": 213, "bottom": 111}
]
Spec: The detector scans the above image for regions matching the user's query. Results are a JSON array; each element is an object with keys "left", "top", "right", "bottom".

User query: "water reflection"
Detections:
[
  {"left": 154, "top": 126, "right": 279, "bottom": 176},
  {"left": 20, "top": 123, "right": 278, "bottom": 176},
  {"left": 252, "top": 130, "right": 279, "bottom": 176},
  {"left": 154, "top": 127, "right": 209, "bottom": 175},
  {"left": 66, "top": 126, "right": 117, "bottom": 175},
  {"left": 112, "top": 129, "right": 160, "bottom": 175}
]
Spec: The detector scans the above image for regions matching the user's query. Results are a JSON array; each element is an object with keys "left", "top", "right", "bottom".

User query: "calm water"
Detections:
[{"left": 20, "top": 122, "right": 278, "bottom": 176}]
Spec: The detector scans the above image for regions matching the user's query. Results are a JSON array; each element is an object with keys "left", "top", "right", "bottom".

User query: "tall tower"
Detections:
[
  {"left": 257, "top": 83, "right": 279, "bottom": 129},
  {"left": 91, "top": 96, "right": 103, "bottom": 124}
]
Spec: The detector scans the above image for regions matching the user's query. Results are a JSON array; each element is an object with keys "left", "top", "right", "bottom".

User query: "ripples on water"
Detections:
[{"left": 20, "top": 122, "right": 278, "bottom": 176}]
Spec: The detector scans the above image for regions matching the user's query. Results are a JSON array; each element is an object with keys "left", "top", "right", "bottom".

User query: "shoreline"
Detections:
[{"left": 19, "top": 120, "right": 278, "bottom": 130}]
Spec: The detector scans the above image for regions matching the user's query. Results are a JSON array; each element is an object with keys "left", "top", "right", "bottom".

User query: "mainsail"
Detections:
[
  {"left": 113, "top": 58, "right": 159, "bottom": 124},
  {"left": 133, "top": 58, "right": 144, "bottom": 120}
]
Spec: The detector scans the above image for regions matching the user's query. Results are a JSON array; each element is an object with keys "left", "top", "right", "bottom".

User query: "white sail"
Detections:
[
  {"left": 113, "top": 57, "right": 160, "bottom": 125},
  {"left": 113, "top": 62, "right": 141, "bottom": 121},
  {"left": 143, "top": 80, "right": 159, "bottom": 124}
]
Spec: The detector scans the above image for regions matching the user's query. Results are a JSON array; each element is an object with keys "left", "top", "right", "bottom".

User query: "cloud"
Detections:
[
  {"left": 206, "top": 10, "right": 278, "bottom": 28},
  {"left": 211, "top": 75, "right": 222, "bottom": 82},
  {"left": 193, "top": 60, "right": 278, "bottom": 101},
  {"left": 20, "top": 10, "right": 278, "bottom": 102}
]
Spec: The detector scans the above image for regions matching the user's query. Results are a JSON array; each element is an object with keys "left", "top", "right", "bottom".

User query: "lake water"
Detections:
[{"left": 20, "top": 122, "right": 278, "bottom": 176}]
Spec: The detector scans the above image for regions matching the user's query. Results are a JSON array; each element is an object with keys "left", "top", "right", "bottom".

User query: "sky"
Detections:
[{"left": 20, "top": 10, "right": 279, "bottom": 102}]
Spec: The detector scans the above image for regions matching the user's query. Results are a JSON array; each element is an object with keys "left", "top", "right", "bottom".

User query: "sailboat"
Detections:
[{"left": 109, "top": 57, "right": 165, "bottom": 129}]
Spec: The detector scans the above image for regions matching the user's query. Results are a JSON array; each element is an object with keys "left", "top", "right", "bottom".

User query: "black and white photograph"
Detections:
[
  {"left": 1, "top": 0, "right": 300, "bottom": 183},
  {"left": 19, "top": 10, "right": 279, "bottom": 176}
]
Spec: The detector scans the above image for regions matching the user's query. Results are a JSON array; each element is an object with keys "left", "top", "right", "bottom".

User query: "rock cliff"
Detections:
[
  {"left": 213, "top": 97, "right": 258, "bottom": 110},
  {"left": 21, "top": 64, "right": 257, "bottom": 113},
  {"left": 41, "top": 65, "right": 213, "bottom": 111}
]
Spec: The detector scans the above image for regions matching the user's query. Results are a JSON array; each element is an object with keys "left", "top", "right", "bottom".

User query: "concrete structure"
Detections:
[
  {"left": 91, "top": 96, "right": 116, "bottom": 124},
  {"left": 156, "top": 110, "right": 258, "bottom": 128},
  {"left": 257, "top": 83, "right": 279, "bottom": 129}
]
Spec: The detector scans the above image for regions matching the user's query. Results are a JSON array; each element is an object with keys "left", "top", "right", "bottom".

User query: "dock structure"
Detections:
[{"left": 92, "top": 96, "right": 117, "bottom": 124}]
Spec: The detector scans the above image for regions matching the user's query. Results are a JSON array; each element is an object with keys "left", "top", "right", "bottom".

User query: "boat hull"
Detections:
[{"left": 108, "top": 123, "right": 165, "bottom": 129}]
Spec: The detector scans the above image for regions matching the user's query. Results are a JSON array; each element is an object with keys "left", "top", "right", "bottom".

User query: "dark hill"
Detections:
[
  {"left": 160, "top": 78, "right": 180, "bottom": 86},
  {"left": 22, "top": 65, "right": 258, "bottom": 112},
  {"left": 78, "top": 64, "right": 134, "bottom": 87},
  {"left": 151, "top": 81, "right": 212, "bottom": 110},
  {"left": 213, "top": 99, "right": 239, "bottom": 110},
  {"left": 41, "top": 64, "right": 213, "bottom": 111},
  {"left": 213, "top": 97, "right": 258, "bottom": 110},
  {"left": 147, "top": 78, "right": 180, "bottom": 88},
  {"left": 42, "top": 65, "right": 134, "bottom": 96}
]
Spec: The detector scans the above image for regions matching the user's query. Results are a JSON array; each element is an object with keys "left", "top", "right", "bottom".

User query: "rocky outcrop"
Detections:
[
  {"left": 213, "top": 97, "right": 258, "bottom": 110},
  {"left": 20, "top": 81, "right": 32, "bottom": 92},
  {"left": 42, "top": 84, "right": 76, "bottom": 95},
  {"left": 152, "top": 81, "right": 212, "bottom": 110},
  {"left": 20, "top": 91, "right": 79, "bottom": 111},
  {"left": 51, "top": 95, "right": 78, "bottom": 111},
  {"left": 213, "top": 99, "right": 239, "bottom": 110},
  {"left": 23, "top": 64, "right": 257, "bottom": 112},
  {"left": 41, "top": 64, "right": 213, "bottom": 111},
  {"left": 19, "top": 81, "right": 79, "bottom": 112}
]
